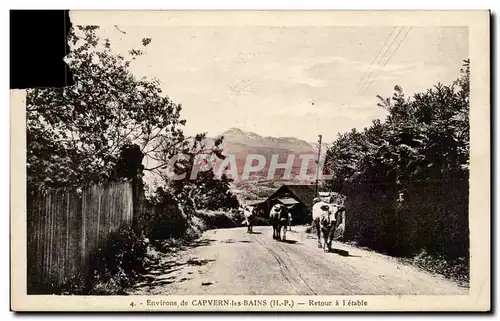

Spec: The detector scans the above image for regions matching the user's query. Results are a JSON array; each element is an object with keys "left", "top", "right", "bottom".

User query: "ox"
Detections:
[
  {"left": 312, "top": 196, "right": 346, "bottom": 252},
  {"left": 243, "top": 205, "right": 257, "bottom": 233},
  {"left": 269, "top": 204, "right": 290, "bottom": 241}
]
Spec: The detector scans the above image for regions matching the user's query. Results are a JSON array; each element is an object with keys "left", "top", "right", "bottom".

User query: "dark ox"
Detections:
[{"left": 269, "top": 204, "right": 290, "bottom": 241}]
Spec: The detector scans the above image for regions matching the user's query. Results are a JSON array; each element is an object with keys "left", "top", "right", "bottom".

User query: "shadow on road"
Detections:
[
  {"left": 156, "top": 237, "right": 217, "bottom": 254},
  {"left": 134, "top": 257, "right": 216, "bottom": 289},
  {"left": 247, "top": 231, "right": 262, "bottom": 234},
  {"left": 183, "top": 238, "right": 217, "bottom": 249},
  {"left": 280, "top": 239, "right": 298, "bottom": 244},
  {"left": 224, "top": 239, "right": 254, "bottom": 244},
  {"left": 328, "top": 248, "right": 361, "bottom": 257},
  {"left": 186, "top": 258, "right": 215, "bottom": 266}
]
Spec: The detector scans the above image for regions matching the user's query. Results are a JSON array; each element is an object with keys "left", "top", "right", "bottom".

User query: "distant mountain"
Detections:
[
  {"left": 203, "top": 128, "right": 328, "bottom": 183},
  {"left": 220, "top": 127, "right": 313, "bottom": 150}
]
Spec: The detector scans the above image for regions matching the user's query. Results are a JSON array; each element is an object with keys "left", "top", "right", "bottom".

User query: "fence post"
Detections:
[
  {"left": 112, "top": 143, "right": 147, "bottom": 233},
  {"left": 132, "top": 172, "right": 144, "bottom": 233}
]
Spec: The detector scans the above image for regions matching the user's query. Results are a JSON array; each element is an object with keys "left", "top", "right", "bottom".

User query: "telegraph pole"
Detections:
[{"left": 314, "top": 134, "right": 322, "bottom": 197}]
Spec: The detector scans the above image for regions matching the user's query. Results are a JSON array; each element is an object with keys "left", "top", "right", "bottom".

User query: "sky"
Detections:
[{"left": 94, "top": 25, "right": 468, "bottom": 143}]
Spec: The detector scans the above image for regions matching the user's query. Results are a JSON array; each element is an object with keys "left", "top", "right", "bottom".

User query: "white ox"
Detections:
[
  {"left": 312, "top": 196, "right": 346, "bottom": 252},
  {"left": 242, "top": 205, "right": 257, "bottom": 233}
]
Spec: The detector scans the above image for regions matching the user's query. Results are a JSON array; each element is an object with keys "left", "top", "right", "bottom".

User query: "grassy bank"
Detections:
[
  {"left": 342, "top": 239, "right": 470, "bottom": 288},
  {"left": 44, "top": 225, "right": 149, "bottom": 295}
]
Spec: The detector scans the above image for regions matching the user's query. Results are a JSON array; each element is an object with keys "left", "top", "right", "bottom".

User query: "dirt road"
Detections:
[{"left": 130, "top": 226, "right": 467, "bottom": 295}]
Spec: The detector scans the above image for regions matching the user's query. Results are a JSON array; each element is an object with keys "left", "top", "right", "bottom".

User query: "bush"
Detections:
[
  {"left": 146, "top": 188, "right": 188, "bottom": 243},
  {"left": 196, "top": 210, "right": 243, "bottom": 229},
  {"left": 326, "top": 61, "right": 470, "bottom": 269},
  {"left": 86, "top": 225, "right": 147, "bottom": 293},
  {"left": 399, "top": 250, "right": 469, "bottom": 287},
  {"left": 195, "top": 209, "right": 272, "bottom": 229},
  {"left": 184, "top": 215, "right": 208, "bottom": 240},
  {"left": 50, "top": 225, "right": 148, "bottom": 295}
]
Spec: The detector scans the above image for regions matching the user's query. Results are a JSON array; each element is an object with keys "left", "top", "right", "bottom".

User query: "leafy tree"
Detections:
[
  {"left": 160, "top": 135, "right": 240, "bottom": 213},
  {"left": 325, "top": 60, "right": 470, "bottom": 263},
  {"left": 26, "top": 26, "right": 186, "bottom": 192},
  {"left": 27, "top": 25, "right": 239, "bottom": 215},
  {"left": 146, "top": 186, "right": 188, "bottom": 242}
]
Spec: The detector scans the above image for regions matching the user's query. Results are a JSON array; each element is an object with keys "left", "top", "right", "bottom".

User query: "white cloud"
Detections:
[{"left": 92, "top": 25, "right": 467, "bottom": 142}]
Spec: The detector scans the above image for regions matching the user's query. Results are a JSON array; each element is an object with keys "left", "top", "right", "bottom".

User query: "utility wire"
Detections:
[
  {"left": 357, "top": 26, "right": 405, "bottom": 95},
  {"left": 353, "top": 26, "right": 399, "bottom": 95},
  {"left": 360, "top": 26, "right": 413, "bottom": 96}
]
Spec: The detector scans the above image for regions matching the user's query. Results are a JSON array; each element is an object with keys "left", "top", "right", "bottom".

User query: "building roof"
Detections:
[
  {"left": 267, "top": 184, "right": 317, "bottom": 207},
  {"left": 276, "top": 197, "right": 300, "bottom": 206},
  {"left": 247, "top": 199, "right": 267, "bottom": 206}
]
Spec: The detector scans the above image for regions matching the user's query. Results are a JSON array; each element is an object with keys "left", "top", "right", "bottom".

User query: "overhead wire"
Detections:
[
  {"left": 359, "top": 26, "right": 413, "bottom": 96},
  {"left": 353, "top": 26, "right": 400, "bottom": 95},
  {"left": 352, "top": 26, "right": 399, "bottom": 95}
]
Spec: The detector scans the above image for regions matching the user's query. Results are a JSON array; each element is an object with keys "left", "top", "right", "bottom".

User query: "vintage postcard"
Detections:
[{"left": 11, "top": 10, "right": 490, "bottom": 312}]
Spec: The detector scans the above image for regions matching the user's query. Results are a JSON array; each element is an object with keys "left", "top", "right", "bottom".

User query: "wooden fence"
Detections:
[{"left": 27, "top": 181, "right": 134, "bottom": 293}]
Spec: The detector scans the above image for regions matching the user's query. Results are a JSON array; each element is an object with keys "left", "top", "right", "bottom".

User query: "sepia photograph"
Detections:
[{"left": 10, "top": 10, "right": 490, "bottom": 312}]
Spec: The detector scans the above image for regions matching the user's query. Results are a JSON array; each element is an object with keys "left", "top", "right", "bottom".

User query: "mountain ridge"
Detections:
[
  {"left": 218, "top": 127, "right": 314, "bottom": 149},
  {"left": 201, "top": 127, "right": 328, "bottom": 183}
]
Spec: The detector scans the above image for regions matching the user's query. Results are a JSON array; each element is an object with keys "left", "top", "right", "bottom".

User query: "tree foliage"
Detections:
[
  {"left": 27, "top": 26, "right": 186, "bottom": 190},
  {"left": 325, "top": 60, "right": 470, "bottom": 263},
  {"left": 27, "top": 25, "right": 238, "bottom": 214}
]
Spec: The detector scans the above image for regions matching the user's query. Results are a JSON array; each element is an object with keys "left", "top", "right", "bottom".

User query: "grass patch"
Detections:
[
  {"left": 398, "top": 250, "right": 469, "bottom": 288},
  {"left": 48, "top": 225, "right": 153, "bottom": 295}
]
